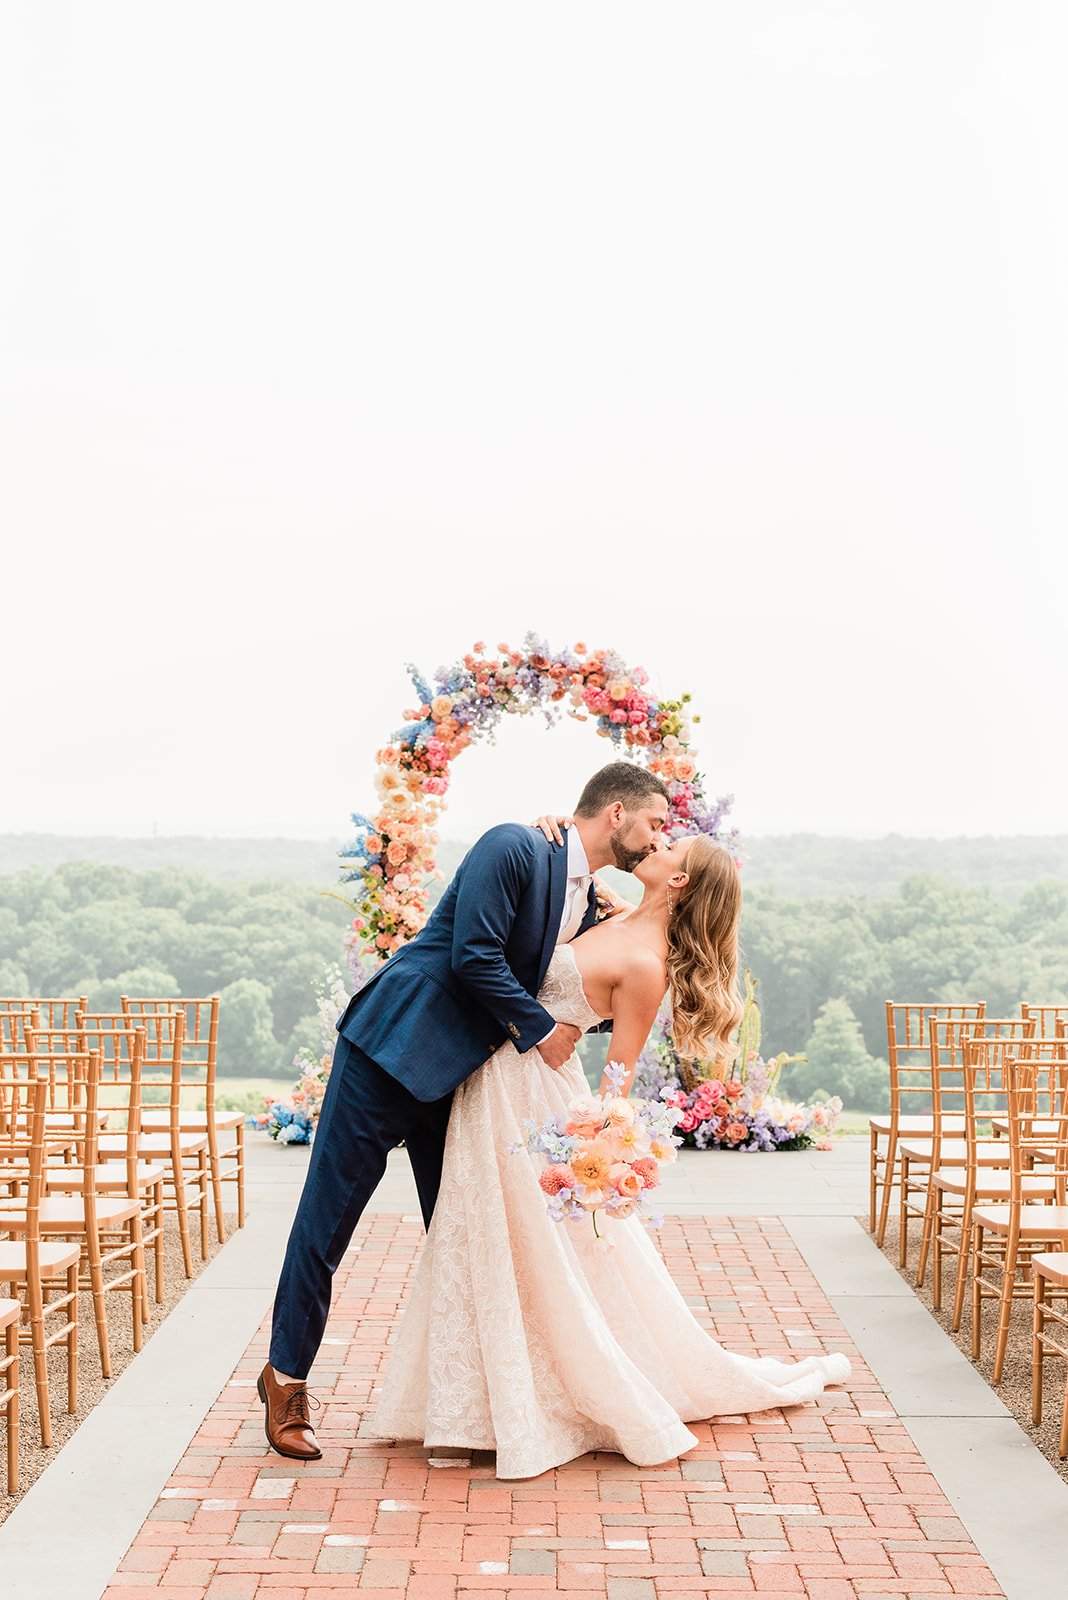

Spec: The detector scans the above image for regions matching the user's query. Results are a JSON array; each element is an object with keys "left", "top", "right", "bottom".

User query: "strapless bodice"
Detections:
[{"left": 535, "top": 943, "right": 605, "bottom": 1035}]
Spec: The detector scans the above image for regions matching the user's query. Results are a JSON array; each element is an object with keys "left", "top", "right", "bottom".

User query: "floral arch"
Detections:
[{"left": 337, "top": 632, "right": 738, "bottom": 980}]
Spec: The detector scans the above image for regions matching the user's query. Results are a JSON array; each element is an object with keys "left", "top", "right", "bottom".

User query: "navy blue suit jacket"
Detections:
[{"left": 336, "top": 824, "right": 600, "bottom": 1102}]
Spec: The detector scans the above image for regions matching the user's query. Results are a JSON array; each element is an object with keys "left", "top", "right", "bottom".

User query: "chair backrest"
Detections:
[
  {"left": 961, "top": 1022, "right": 1036, "bottom": 1153},
  {"left": 0, "top": 1072, "right": 49, "bottom": 1254},
  {"left": 121, "top": 997, "right": 218, "bottom": 1112},
  {"left": 11, "top": 1025, "right": 87, "bottom": 1114},
  {"left": 1004, "top": 1042, "right": 1068, "bottom": 1206},
  {"left": 78, "top": 1013, "right": 146, "bottom": 1179},
  {"left": 116, "top": 1007, "right": 186, "bottom": 1128},
  {"left": 1023, "top": 1004, "right": 1068, "bottom": 1040},
  {"left": 0, "top": 996, "right": 87, "bottom": 1029},
  {"left": 0, "top": 1008, "right": 39, "bottom": 1053},
  {"left": 886, "top": 1002, "right": 986, "bottom": 1120},
  {"left": 24, "top": 1033, "right": 103, "bottom": 1223}
]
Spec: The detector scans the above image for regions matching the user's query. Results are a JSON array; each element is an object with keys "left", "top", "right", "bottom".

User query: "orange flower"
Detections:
[
  {"left": 609, "top": 1163, "right": 644, "bottom": 1199},
  {"left": 571, "top": 1142, "right": 612, "bottom": 1192}
]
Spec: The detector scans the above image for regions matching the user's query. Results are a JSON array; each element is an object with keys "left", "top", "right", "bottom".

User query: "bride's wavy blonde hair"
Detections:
[{"left": 666, "top": 835, "right": 743, "bottom": 1063}]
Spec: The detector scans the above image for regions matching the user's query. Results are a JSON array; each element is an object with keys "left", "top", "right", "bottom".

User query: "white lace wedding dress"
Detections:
[{"left": 369, "top": 945, "right": 850, "bottom": 1479}]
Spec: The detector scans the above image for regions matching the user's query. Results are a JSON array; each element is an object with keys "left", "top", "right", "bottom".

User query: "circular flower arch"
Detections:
[{"left": 337, "top": 631, "right": 738, "bottom": 982}]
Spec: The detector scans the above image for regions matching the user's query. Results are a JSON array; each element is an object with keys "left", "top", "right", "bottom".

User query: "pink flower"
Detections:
[
  {"left": 610, "top": 709, "right": 628, "bottom": 724},
  {"left": 678, "top": 1109, "right": 700, "bottom": 1133},
  {"left": 725, "top": 1120, "right": 748, "bottom": 1144},
  {"left": 424, "top": 775, "right": 448, "bottom": 795},
  {"left": 816, "top": 1139, "right": 833, "bottom": 1152},
  {"left": 539, "top": 1164, "right": 576, "bottom": 1196},
  {"left": 675, "top": 756, "right": 696, "bottom": 781},
  {"left": 610, "top": 1163, "right": 644, "bottom": 1199},
  {"left": 631, "top": 1156, "right": 660, "bottom": 1189}
]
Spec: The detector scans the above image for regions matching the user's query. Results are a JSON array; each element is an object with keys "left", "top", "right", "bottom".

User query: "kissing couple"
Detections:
[{"left": 261, "top": 761, "right": 849, "bottom": 1478}]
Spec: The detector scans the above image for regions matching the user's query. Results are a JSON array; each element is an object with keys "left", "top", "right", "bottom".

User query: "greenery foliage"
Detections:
[{"left": 1, "top": 850, "right": 1065, "bottom": 1108}]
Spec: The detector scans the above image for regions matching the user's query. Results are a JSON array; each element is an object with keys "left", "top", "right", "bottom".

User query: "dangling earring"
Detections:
[{"left": 667, "top": 884, "right": 678, "bottom": 917}]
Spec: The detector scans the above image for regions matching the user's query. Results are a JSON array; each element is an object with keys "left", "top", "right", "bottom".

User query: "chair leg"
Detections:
[
  {"left": 1033, "top": 1273, "right": 1045, "bottom": 1424},
  {"left": 899, "top": 1155, "right": 912, "bottom": 1268},
  {"left": 930, "top": 1188, "right": 944, "bottom": 1309},
  {"left": 172, "top": 1160, "right": 194, "bottom": 1279},
  {"left": 152, "top": 1181, "right": 165, "bottom": 1308},
  {"left": 992, "top": 1234, "right": 1018, "bottom": 1385},
  {"left": 66, "top": 1262, "right": 78, "bottom": 1413},
  {"left": 1060, "top": 1364, "right": 1068, "bottom": 1460},
  {"left": 198, "top": 1149, "right": 210, "bottom": 1261},
  {"left": 877, "top": 1131, "right": 898, "bottom": 1246},
  {"left": 952, "top": 1195, "right": 974, "bottom": 1332},
  {"left": 26, "top": 1275, "right": 52, "bottom": 1447},
  {"left": 208, "top": 1131, "right": 226, "bottom": 1245},
  {"left": 5, "top": 1319, "right": 18, "bottom": 1495},
  {"left": 869, "top": 1126, "right": 879, "bottom": 1233},
  {"left": 971, "top": 1223, "right": 984, "bottom": 1361},
  {"left": 130, "top": 1215, "right": 145, "bottom": 1354},
  {"left": 917, "top": 1179, "right": 936, "bottom": 1288},
  {"left": 235, "top": 1124, "right": 246, "bottom": 1230},
  {"left": 86, "top": 1230, "right": 112, "bottom": 1380}
]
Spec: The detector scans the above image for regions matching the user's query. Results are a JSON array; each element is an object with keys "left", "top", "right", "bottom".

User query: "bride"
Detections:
[{"left": 369, "top": 824, "right": 849, "bottom": 1479}]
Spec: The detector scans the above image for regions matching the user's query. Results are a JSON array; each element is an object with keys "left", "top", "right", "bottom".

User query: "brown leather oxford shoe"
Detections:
[{"left": 257, "top": 1362, "right": 323, "bottom": 1460}]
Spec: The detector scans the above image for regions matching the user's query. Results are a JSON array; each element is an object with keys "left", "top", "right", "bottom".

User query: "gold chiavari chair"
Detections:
[
  {"left": 972, "top": 1042, "right": 1068, "bottom": 1383},
  {"left": 0, "top": 997, "right": 87, "bottom": 1030},
  {"left": 1, "top": 1038, "right": 145, "bottom": 1380},
  {"left": 870, "top": 1001, "right": 985, "bottom": 1245},
  {"left": 1023, "top": 1004, "right": 1068, "bottom": 1040},
  {"left": 0, "top": 1071, "right": 80, "bottom": 1446},
  {"left": 0, "top": 1009, "right": 38, "bottom": 1055},
  {"left": 0, "top": 1296, "right": 18, "bottom": 1492},
  {"left": 126, "top": 995, "right": 244, "bottom": 1238},
  {"left": 51, "top": 1015, "right": 165, "bottom": 1317},
  {"left": 97, "top": 1009, "right": 210, "bottom": 1277},
  {"left": 898, "top": 1014, "right": 998, "bottom": 1270},
  {"left": 1033, "top": 1252, "right": 1068, "bottom": 1457},
  {"left": 921, "top": 1022, "right": 1045, "bottom": 1329}
]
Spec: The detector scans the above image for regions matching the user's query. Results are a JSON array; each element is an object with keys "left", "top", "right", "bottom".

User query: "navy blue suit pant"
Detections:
[{"left": 268, "top": 1034, "right": 453, "bottom": 1379}]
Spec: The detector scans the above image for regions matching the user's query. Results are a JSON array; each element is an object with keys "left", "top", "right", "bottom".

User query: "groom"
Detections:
[{"left": 260, "top": 760, "right": 669, "bottom": 1458}]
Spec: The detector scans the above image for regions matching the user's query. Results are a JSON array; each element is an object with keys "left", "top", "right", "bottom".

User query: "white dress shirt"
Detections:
[{"left": 535, "top": 828, "right": 593, "bottom": 1049}]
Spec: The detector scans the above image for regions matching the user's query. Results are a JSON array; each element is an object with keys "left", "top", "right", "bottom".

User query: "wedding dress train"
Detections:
[{"left": 369, "top": 945, "right": 850, "bottom": 1479}]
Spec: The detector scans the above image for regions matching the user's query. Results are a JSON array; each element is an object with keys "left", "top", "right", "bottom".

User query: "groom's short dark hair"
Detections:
[{"left": 574, "top": 761, "right": 670, "bottom": 818}]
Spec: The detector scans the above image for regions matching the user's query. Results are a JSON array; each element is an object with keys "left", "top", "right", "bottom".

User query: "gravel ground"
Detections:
[
  {"left": 873, "top": 1208, "right": 1068, "bottom": 1485},
  {"left": 1, "top": 1212, "right": 236, "bottom": 1522}
]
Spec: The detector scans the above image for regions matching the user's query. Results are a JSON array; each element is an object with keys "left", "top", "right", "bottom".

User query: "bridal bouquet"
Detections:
[{"left": 514, "top": 1061, "right": 683, "bottom": 1233}]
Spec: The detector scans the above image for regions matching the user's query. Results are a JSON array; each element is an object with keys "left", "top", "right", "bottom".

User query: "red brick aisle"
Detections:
[{"left": 103, "top": 1216, "right": 1003, "bottom": 1600}]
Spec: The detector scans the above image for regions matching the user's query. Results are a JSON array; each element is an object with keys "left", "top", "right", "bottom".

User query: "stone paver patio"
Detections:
[{"left": 4, "top": 1137, "right": 1068, "bottom": 1600}]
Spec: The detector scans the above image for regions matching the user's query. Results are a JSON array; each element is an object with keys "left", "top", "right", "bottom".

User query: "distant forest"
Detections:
[
  {"left": 0, "top": 833, "right": 1065, "bottom": 1109},
  {"left": 4, "top": 831, "right": 1067, "bottom": 901}
]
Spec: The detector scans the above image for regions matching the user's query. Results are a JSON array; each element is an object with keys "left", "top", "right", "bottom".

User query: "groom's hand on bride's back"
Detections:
[{"left": 539, "top": 1022, "right": 582, "bottom": 1069}]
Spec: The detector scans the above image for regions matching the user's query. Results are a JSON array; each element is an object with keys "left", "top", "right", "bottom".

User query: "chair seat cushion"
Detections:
[
  {"left": 98, "top": 1132, "right": 207, "bottom": 1155},
  {"left": 869, "top": 1114, "right": 965, "bottom": 1135},
  {"left": 0, "top": 1196, "right": 141, "bottom": 1228},
  {"left": 899, "top": 1139, "right": 1007, "bottom": 1164},
  {"left": 972, "top": 1204, "right": 1068, "bottom": 1236},
  {"left": 932, "top": 1170, "right": 1056, "bottom": 1198},
  {"left": 0, "top": 1297, "right": 20, "bottom": 1326},
  {"left": 1033, "top": 1251, "right": 1068, "bottom": 1285},
  {"left": 140, "top": 1109, "right": 244, "bottom": 1132},
  {"left": 45, "top": 1161, "right": 166, "bottom": 1193},
  {"left": 0, "top": 1241, "right": 80, "bottom": 1275}
]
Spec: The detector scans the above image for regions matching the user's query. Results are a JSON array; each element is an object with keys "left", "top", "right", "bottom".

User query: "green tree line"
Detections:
[{"left": 0, "top": 861, "right": 1064, "bottom": 1108}]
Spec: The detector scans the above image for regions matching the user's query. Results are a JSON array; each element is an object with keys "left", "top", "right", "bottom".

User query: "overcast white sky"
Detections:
[{"left": 2, "top": 3, "right": 1065, "bottom": 845}]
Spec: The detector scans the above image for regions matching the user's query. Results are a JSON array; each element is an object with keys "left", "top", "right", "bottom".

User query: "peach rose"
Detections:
[
  {"left": 674, "top": 756, "right": 696, "bottom": 781},
  {"left": 431, "top": 695, "right": 453, "bottom": 720},
  {"left": 386, "top": 841, "right": 408, "bottom": 866},
  {"left": 609, "top": 1163, "right": 644, "bottom": 1199},
  {"left": 725, "top": 1120, "right": 748, "bottom": 1144},
  {"left": 605, "top": 1096, "right": 635, "bottom": 1127}
]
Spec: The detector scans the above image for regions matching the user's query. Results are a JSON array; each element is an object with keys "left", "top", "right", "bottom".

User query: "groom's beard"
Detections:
[{"left": 609, "top": 822, "right": 651, "bottom": 873}]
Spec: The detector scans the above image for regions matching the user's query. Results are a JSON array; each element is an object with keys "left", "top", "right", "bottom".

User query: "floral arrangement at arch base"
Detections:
[{"left": 634, "top": 970, "right": 841, "bottom": 1153}]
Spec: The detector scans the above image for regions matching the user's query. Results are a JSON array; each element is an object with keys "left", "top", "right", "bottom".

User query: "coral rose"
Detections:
[
  {"left": 386, "top": 841, "right": 408, "bottom": 866},
  {"left": 725, "top": 1120, "right": 748, "bottom": 1144},
  {"left": 674, "top": 756, "right": 696, "bottom": 781}
]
